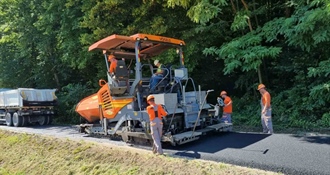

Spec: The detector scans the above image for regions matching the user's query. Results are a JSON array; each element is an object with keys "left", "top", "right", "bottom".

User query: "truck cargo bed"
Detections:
[
  {"left": 0, "top": 88, "right": 57, "bottom": 127},
  {"left": 0, "top": 88, "right": 57, "bottom": 107}
]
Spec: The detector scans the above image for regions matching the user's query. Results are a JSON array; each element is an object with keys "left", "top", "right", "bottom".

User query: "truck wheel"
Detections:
[
  {"left": 38, "top": 116, "right": 47, "bottom": 126},
  {"left": 22, "top": 116, "right": 28, "bottom": 126},
  {"left": 12, "top": 112, "right": 23, "bottom": 127},
  {"left": 46, "top": 116, "right": 53, "bottom": 125},
  {"left": 5, "top": 113, "right": 13, "bottom": 126}
]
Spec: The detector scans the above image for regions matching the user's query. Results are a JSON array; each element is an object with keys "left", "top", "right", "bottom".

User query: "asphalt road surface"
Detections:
[{"left": 1, "top": 125, "right": 329, "bottom": 175}]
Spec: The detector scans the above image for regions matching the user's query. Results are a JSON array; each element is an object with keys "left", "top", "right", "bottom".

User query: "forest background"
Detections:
[{"left": 0, "top": 0, "right": 329, "bottom": 131}]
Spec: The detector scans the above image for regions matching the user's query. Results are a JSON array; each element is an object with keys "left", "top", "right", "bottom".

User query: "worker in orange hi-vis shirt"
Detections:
[
  {"left": 219, "top": 91, "right": 232, "bottom": 123},
  {"left": 257, "top": 84, "right": 273, "bottom": 134},
  {"left": 108, "top": 54, "right": 117, "bottom": 75},
  {"left": 146, "top": 95, "right": 168, "bottom": 155}
]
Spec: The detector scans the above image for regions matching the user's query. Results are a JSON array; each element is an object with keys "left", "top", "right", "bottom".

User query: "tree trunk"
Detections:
[
  {"left": 285, "top": 0, "right": 291, "bottom": 18},
  {"left": 230, "top": 0, "right": 237, "bottom": 13},
  {"left": 53, "top": 71, "right": 60, "bottom": 91},
  {"left": 241, "top": 0, "right": 253, "bottom": 31},
  {"left": 241, "top": 0, "right": 263, "bottom": 83},
  {"left": 258, "top": 65, "right": 262, "bottom": 84},
  {"left": 252, "top": 0, "right": 259, "bottom": 26}
]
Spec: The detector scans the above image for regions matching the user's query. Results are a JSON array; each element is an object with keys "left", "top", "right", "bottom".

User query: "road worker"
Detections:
[
  {"left": 219, "top": 91, "right": 232, "bottom": 123},
  {"left": 257, "top": 84, "right": 273, "bottom": 134},
  {"left": 146, "top": 95, "right": 168, "bottom": 155},
  {"left": 108, "top": 54, "right": 117, "bottom": 75}
]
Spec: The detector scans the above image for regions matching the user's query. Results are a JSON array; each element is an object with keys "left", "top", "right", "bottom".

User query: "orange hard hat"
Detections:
[
  {"left": 108, "top": 54, "right": 115, "bottom": 61},
  {"left": 220, "top": 91, "right": 227, "bottom": 96},
  {"left": 147, "top": 95, "right": 155, "bottom": 101},
  {"left": 257, "top": 84, "right": 266, "bottom": 90}
]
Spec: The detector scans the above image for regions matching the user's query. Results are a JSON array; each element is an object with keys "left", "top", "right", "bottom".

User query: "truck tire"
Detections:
[
  {"left": 5, "top": 113, "right": 13, "bottom": 126},
  {"left": 22, "top": 116, "right": 29, "bottom": 127},
  {"left": 46, "top": 116, "right": 53, "bottom": 125},
  {"left": 38, "top": 116, "right": 47, "bottom": 126},
  {"left": 12, "top": 112, "right": 23, "bottom": 127}
]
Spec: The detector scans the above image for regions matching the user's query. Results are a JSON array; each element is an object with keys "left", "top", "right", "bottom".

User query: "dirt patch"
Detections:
[{"left": 0, "top": 129, "right": 282, "bottom": 175}]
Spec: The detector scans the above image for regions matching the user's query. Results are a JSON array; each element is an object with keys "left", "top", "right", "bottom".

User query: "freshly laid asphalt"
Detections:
[
  {"left": 0, "top": 125, "right": 329, "bottom": 175},
  {"left": 164, "top": 132, "right": 330, "bottom": 175}
]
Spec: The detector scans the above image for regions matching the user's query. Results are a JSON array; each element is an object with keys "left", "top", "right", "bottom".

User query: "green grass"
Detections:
[{"left": 0, "top": 129, "right": 283, "bottom": 175}]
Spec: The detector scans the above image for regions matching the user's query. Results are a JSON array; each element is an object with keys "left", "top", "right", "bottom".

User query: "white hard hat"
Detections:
[{"left": 154, "top": 60, "right": 159, "bottom": 65}]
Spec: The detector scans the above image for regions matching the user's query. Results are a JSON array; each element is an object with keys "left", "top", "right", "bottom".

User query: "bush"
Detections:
[{"left": 55, "top": 83, "right": 94, "bottom": 124}]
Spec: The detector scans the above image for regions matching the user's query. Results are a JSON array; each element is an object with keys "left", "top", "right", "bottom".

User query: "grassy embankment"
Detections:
[{"left": 0, "top": 130, "right": 283, "bottom": 175}]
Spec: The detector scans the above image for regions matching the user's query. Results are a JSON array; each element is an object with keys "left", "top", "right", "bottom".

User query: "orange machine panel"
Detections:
[
  {"left": 88, "top": 34, "right": 133, "bottom": 51},
  {"left": 102, "top": 98, "right": 134, "bottom": 119},
  {"left": 97, "top": 84, "right": 134, "bottom": 119},
  {"left": 88, "top": 33, "right": 185, "bottom": 59},
  {"left": 130, "top": 33, "right": 185, "bottom": 45},
  {"left": 75, "top": 93, "right": 100, "bottom": 123}
]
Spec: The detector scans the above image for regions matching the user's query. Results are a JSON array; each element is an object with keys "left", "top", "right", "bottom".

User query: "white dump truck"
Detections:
[{"left": 0, "top": 88, "right": 57, "bottom": 127}]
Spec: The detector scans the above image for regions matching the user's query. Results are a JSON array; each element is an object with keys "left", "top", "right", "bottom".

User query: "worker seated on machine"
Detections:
[
  {"left": 108, "top": 54, "right": 117, "bottom": 77},
  {"left": 150, "top": 59, "right": 166, "bottom": 91},
  {"left": 109, "top": 57, "right": 128, "bottom": 88},
  {"left": 107, "top": 54, "right": 121, "bottom": 87}
]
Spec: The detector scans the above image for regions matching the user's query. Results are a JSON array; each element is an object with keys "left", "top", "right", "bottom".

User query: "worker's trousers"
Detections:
[
  {"left": 261, "top": 105, "right": 273, "bottom": 134},
  {"left": 150, "top": 74, "right": 163, "bottom": 91},
  {"left": 150, "top": 117, "right": 163, "bottom": 154},
  {"left": 221, "top": 113, "right": 232, "bottom": 123}
]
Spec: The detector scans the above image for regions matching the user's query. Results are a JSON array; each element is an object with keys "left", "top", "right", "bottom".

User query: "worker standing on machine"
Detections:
[
  {"left": 108, "top": 54, "right": 117, "bottom": 75},
  {"left": 146, "top": 95, "right": 168, "bottom": 155},
  {"left": 219, "top": 91, "right": 232, "bottom": 123}
]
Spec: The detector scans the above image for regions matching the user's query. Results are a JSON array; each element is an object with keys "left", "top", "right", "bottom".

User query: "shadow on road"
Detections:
[
  {"left": 173, "top": 150, "right": 201, "bottom": 158},
  {"left": 166, "top": 132, "right": 270, "bottom": 158},
  {"left": 292, "top": 135, "right": 330, "bottom": 145}
]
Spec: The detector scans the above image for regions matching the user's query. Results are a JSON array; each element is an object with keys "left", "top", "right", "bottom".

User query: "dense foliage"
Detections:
[{"left": 0, "top": 0, "right": 329, "bottom": 130}]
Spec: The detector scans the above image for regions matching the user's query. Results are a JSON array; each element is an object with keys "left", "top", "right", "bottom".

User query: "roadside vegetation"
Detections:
[
  {"left": 0, "top": 0, "right": 329, "bottom": 131},
  {"left": 0, "top": 130, "right": 283, "bottom": 175}
]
